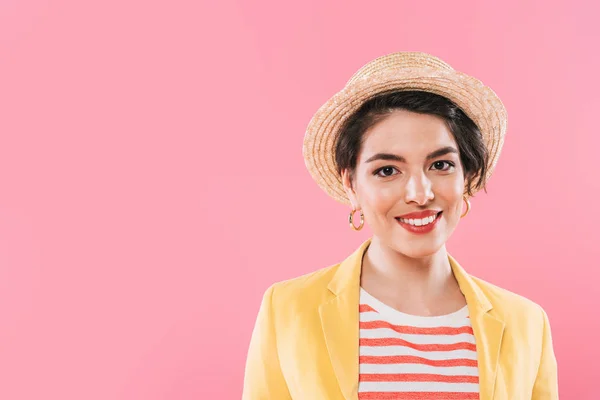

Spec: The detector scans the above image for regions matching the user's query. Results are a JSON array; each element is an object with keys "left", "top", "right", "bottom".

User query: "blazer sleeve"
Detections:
[
  {"left": 531, "top": 307, "right": 559, "bottom": 399},
  {"left": 242, "top": 284, "right": 292, "bottom": 400}
]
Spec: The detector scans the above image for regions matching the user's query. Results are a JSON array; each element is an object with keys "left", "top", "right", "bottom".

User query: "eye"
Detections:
[
  {"left": 431, "top": 160, "right": 455, "bottom": 171},
  {"left": 374, "top": 166, "right": 399, "bottom": 177}
]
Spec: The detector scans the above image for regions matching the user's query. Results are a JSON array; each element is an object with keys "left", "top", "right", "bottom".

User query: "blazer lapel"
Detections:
[
  {"left": 319, "top": 290, "right": 360, "bottom": 400},
  {"left": 449, "top": 254, "right": 505, "bottom": 400},
  {"left": 318, "top": 238, "right": 506, "bottom": 400},
  {"left": 319, "top": 239, "right": 370, "bottom": 400}
]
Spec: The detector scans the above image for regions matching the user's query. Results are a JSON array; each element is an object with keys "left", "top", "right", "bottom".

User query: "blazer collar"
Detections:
[{"left": 318, "top": 237, "right": 505, "bottom": 400}]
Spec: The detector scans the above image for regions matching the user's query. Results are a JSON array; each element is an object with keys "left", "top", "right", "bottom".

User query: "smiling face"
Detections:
[{"left": 341, "top": 109, "right": 467, "bottom": 258}]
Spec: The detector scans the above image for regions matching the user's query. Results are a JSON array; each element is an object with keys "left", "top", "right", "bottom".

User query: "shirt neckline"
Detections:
[{"left": 360, "top": 286, "right": 470, "bottom": 324}]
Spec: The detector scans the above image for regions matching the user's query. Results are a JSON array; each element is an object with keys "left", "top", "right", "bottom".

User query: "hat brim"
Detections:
[{"left": 303, "top": 67, "right": 507, "bottom": 205}]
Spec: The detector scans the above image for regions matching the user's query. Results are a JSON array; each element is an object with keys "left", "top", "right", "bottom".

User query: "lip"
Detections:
[
  {"left": 396, "top": 210, "right": 442, "bottom": 219},
  {"left": 395, "top": 211, "right": 442, "bottom": 234}
]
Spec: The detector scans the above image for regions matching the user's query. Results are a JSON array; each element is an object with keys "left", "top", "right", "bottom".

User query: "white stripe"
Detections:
[
  {"left": 360, "top": 312, "right": 472, "bottom": 328},
  {"left": 359, "top": 363, "right": 479, "bottom": 376},
  {"left": 360, "top": 346, "right": 477, "bottom": 359},
  {"left": 360, "top": 328, "right": 476, "bottom": 344},
  {"left": 358, "top": 381, "right": 480, "bottom": 392}
]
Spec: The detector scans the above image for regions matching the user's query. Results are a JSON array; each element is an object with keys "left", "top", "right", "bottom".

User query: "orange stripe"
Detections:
[
  {"left": 359, "top": 355, "right": 478, "bottom": 367},
  {"left": 360, "top": 337, "right": 476, "bottom": 352},
  {"left": 359, "top": 373, "right": 478, "bottom": 383},
  {"left": 360, "top": 304, "right": 378, "bottom": 313},
  {"left": 361, "top": 320, "right": 474, "bottom": 335},
  {"left": 359, "top": 392, "right": 479, "bottom": 399}
]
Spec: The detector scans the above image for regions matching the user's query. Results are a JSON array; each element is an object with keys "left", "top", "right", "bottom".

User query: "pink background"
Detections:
[{"left": 0, "top": 0, "right": 597, "bottom": 398}]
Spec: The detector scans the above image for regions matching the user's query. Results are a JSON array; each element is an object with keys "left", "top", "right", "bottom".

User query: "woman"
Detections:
[{"left": 242, "top": 52, "right": 558, "bottom": 399}]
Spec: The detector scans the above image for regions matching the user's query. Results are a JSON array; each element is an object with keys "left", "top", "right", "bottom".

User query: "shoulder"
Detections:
[
  {"left": 266, "top": 262, "right": 340, "bottom": 307},
  {"left": 258, "top": 263, "right": 340, "bottom": 314},
  {"left": 468, "top": 273, "right": 551, "bottom": 330}
]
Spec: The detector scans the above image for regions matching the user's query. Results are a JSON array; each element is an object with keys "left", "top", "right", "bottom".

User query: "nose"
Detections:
[{"left": 404, "top": 172, "right": 435, "bottom": 205}]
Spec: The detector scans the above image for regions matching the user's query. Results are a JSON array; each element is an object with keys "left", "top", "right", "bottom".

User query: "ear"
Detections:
[
  {"left": 463, "top": 170, "right": 477, "bottom": 195},
  {"left": 341, "top": 168, "right": 360, "bottom": 209}
]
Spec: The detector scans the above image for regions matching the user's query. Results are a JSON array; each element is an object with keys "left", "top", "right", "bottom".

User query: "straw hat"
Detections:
[{"left": 302, "top": 51, "right": 507, "bottom": 205}]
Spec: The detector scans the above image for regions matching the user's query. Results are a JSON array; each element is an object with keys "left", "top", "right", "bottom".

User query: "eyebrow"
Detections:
[{"left": 364, "top": 146, "right": 459, "bottom": 164}]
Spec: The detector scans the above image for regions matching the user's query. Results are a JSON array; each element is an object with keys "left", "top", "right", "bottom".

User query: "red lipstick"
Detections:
[
  {"left": 397, "top": 210, "right": 441, "bottom": 219},
  {"left": 395, "top": 211, "right": 442, "bottom": 235}
]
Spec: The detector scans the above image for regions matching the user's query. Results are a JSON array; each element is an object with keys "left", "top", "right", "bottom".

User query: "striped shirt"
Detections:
[{"left": 358, "top": 287, "right": 480, "bottom": 400}]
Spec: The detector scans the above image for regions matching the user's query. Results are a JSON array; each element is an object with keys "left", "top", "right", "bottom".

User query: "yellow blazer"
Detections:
[{"left": 242, "top": 238, "right": 558, "bottom": 399}]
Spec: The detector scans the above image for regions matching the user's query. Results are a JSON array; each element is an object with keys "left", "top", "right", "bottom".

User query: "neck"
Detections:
[{"left": 361, "top": 236, "right": 456, "bottom": 301}]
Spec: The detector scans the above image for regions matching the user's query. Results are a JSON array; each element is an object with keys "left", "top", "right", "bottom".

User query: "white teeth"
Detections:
[{"left": 399, "top": 213, "right": 438, "bottom": 226}]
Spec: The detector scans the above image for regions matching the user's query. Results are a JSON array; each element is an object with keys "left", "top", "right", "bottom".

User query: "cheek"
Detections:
[
  {"left": 433, "top": 181, "right": 465, "bottom": 217},
  {"left": 435, "top": 174, "right": 465, "bottom": 197},
  {"left": 357, "top": 179, "right": 397, "bottom": 217}
]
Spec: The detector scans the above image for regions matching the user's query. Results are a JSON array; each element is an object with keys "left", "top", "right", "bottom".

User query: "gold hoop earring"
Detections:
[
  {"left": 461, "top": 196, "right": 471, "bottom": 218},
  {"left": 348, "top": 208, "right": 364, "bottom": 231}
]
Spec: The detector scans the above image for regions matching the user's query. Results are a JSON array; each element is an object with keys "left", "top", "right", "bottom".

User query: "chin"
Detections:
[{"left": 387, "top": 233, "right": 445, "bottom": 259}]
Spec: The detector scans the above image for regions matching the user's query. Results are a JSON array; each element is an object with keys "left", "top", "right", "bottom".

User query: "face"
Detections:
[{"left": 341, "top": 109, "right": 467, "bottom": 259}]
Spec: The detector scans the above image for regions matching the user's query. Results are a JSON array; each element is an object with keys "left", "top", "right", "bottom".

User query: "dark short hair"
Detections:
[{"left": 334, "top": 90, "right": 489, "bottom": 197}]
